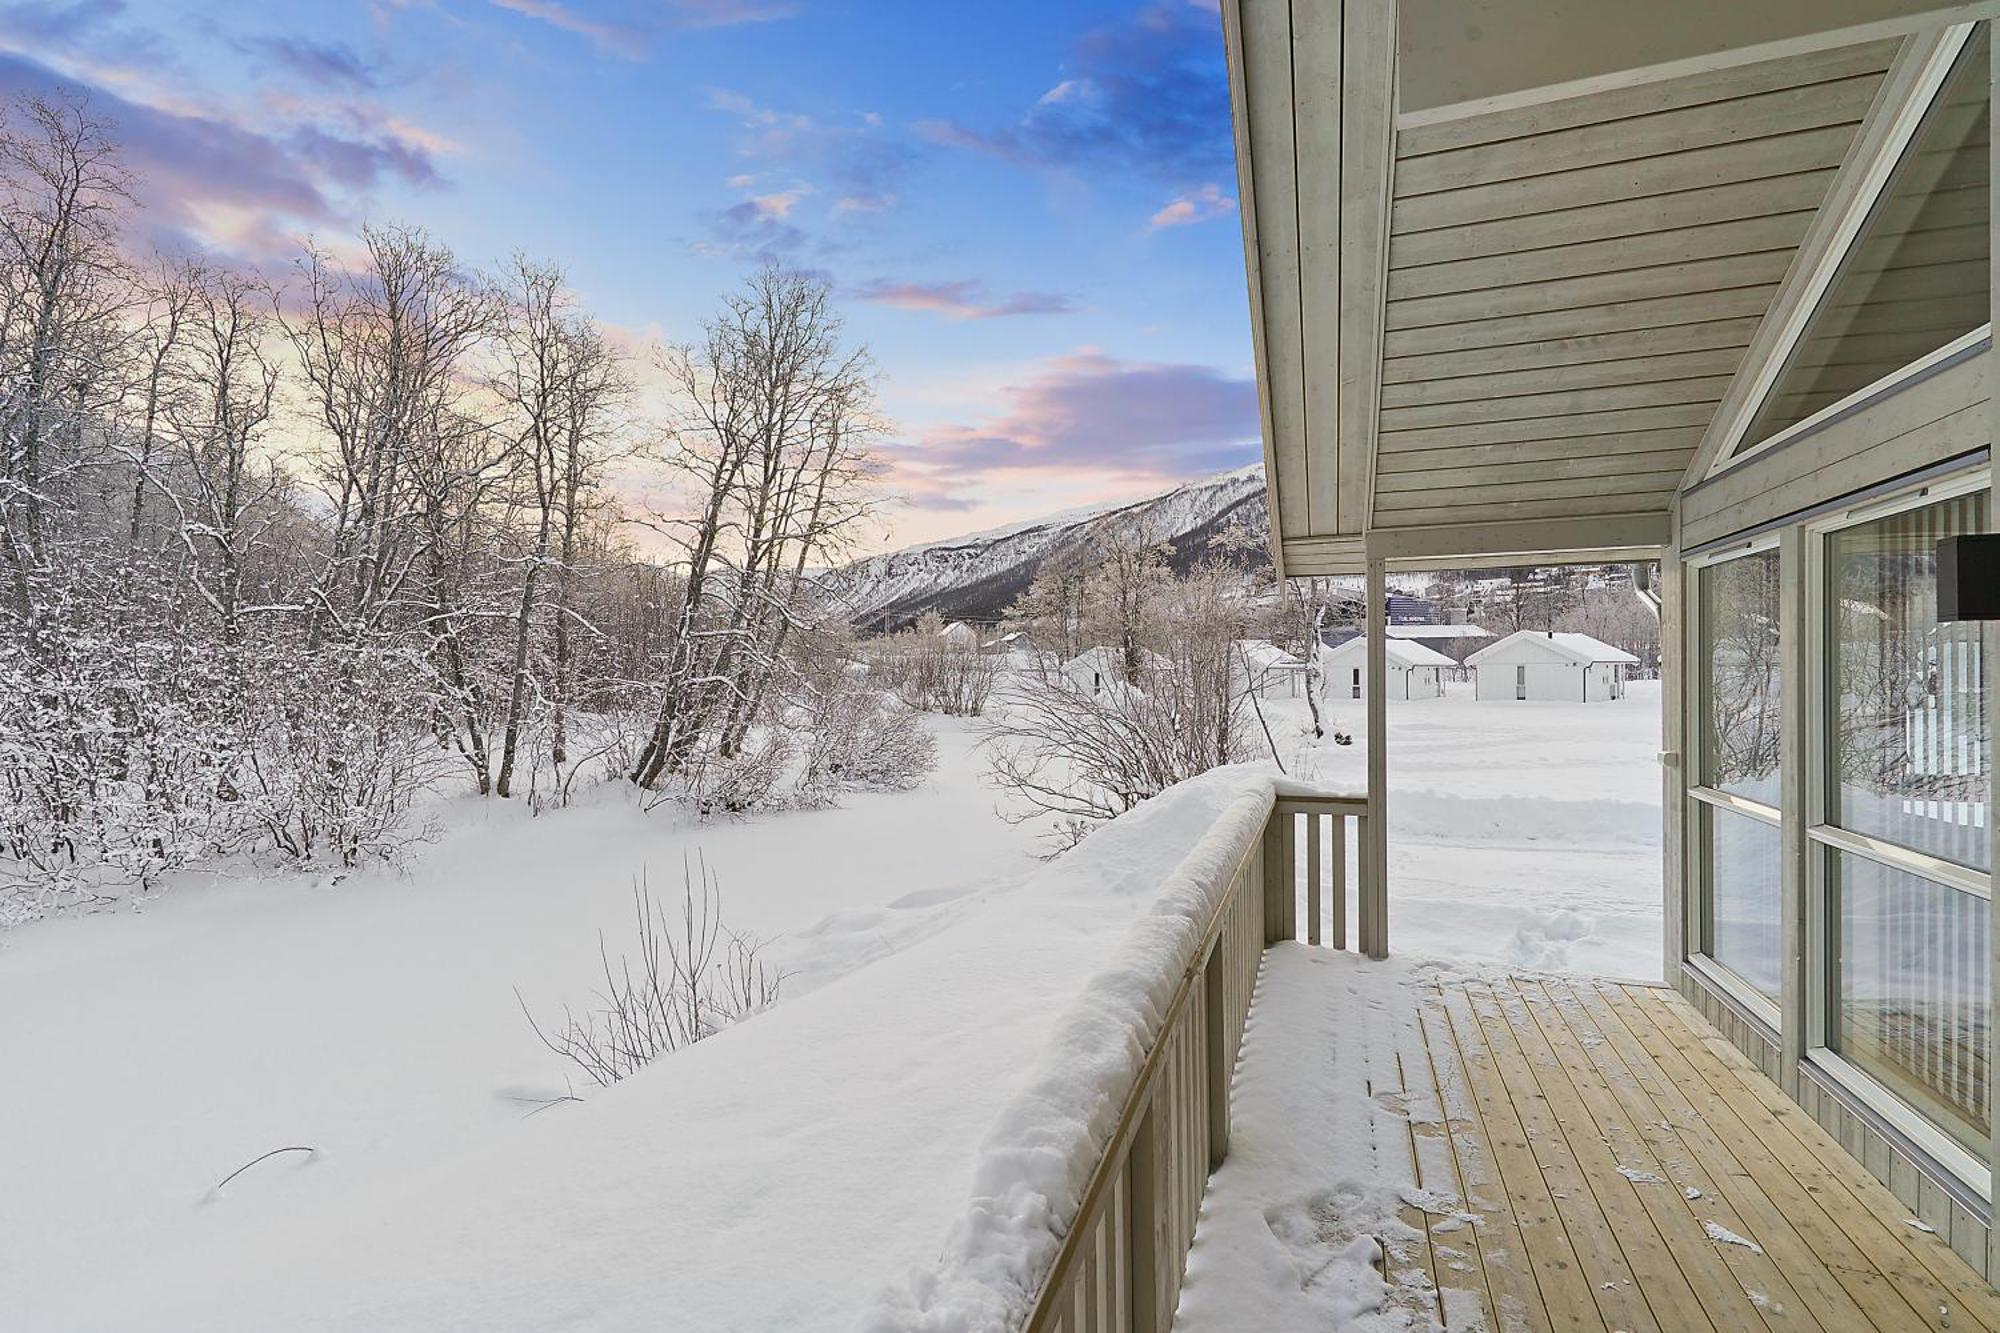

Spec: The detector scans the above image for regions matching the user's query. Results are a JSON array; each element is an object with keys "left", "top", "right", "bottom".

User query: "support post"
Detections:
[
  {"left": 1262, "top": 806, "right": 1285, "bottom": 945},
  {"left": 1363, "top": 550, "right": 1390, "bottom": 958}
]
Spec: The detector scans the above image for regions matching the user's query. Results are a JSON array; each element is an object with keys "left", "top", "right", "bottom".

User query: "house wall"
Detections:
[
  {"left": 1680, "top": 349, "right": 1990, "bottom": 551},
  {"left": 1474, "top": 657, "right": 1586, "bottom": 700},
  {"left": 1673, "top": 365, "right": 1997, "bottom": 1271},
  {"left": 1335, "top": 659, "right": 1411, "bottom": 699}
]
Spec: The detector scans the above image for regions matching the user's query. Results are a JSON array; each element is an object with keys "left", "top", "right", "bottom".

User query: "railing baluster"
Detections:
[
  {"left": 1330, "top": 813, "right": 1348, "bottom": 951},
  {"left": 1305, "top": 811, "right": 1322, "bottom": 946},
  {"left": 1279, "top": 807, "right": 1297, "bottom": 941}
]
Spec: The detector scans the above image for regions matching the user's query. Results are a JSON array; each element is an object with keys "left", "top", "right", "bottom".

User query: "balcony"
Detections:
[{"left": 913, "top": 791, "right": 2000, "bottom": 1333}]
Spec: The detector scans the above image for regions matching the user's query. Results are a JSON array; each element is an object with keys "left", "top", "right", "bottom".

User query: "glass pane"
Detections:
[
  {"left": 1829, "top": 489, "right": 1990, "bottom": 869},
  {"left": 1738, "top": 27, "right": 1990, "bottom": 450},
  {"left": 1702, "top": 802, "right": 1783, "bottom": 1000},
  {"left": 1832, "top": 849, "right": 1990, "bottom": 1150},
  {"left": 1699, "top": 550, "right": 1782, "bottom": 804}
]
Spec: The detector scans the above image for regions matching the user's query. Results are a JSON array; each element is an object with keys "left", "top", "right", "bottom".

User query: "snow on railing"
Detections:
[{"left": 862, "top": 771, "right": 1371, "bottom": 1333}]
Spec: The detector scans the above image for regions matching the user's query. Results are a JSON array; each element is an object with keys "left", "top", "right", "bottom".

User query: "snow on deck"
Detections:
[{"left": 1176, "top": 958, "right": 2000, "bottom": 1333}]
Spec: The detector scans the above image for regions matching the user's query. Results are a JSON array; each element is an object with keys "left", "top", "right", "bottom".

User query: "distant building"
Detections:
[
  {"left": 1320, "top": 636, "right": 1453, "bottom": 700},
  {"left": 1060, "top": 646, "right": 1168, "bottom": 699},
  {"left": 1466, "top": 630, "right": 1639, "bottom": 702},
  {"left": 938, "top": 621, "right": 980, "bottom": 649},
  {"left": 1233, "top": 640, "right": 1307, "bottom": 699}
]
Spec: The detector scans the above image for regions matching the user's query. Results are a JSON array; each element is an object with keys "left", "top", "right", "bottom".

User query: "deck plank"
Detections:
[
  {"left": 1629, "top": 985, "right": 2000, "bottom": 1333},
  {"left": 1465, "top": 982, "right": 1691, "bottom": 1333},
  {"left": 1540, "top": 978, "right": 1832, "bottom": 1333},
  {"left": 1440, "top": 984, "right": 1646, "bottom": 1331},
  {"left": 1190, "top": 971, "right": 2000, "bottom": 1332},
  {"left": 1418, "top": 992, "right": 1553, "bottom": 1332},
  {"left": 1507, "top": 978, "right": 1772, "bottom": 1333},
  {"left": 1398, "top": 1007, "right": 1501, "bottom": 1331}
]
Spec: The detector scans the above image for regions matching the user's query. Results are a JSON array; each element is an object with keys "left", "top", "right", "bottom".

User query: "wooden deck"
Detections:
[{"left": 1386, "top": 976, "right": 2000, "bottom": 1333}]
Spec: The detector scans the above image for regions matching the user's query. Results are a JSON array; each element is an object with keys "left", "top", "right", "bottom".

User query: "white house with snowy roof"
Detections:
[
  {"left": 1232, "top": 640, "right": 1307, "bottom": 698},
  {"left": 1060, "top": 645, "right": 1169, "bottom": 699},
  {"left": 1467, "top": 630, "right": 1640, "bottom": 702},
  {"left": 1320, "top": 635, "right": 1451, "bottom": 700}
]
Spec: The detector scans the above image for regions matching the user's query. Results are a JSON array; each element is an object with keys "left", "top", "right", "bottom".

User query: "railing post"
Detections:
[
  {"left": 1261, "top": 807, "right": 1285, "bottom": 945},
  {"left": 1279, "top": 808, "right": 1297, "bottom": 941}
]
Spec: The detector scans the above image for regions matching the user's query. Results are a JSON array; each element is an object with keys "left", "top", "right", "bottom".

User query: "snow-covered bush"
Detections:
[
  {"left": 518, "top": 862, "right": 781, "bottom": 1086},
  {"left": 986, "top": 561, "right": 1259, "bottom": 852},
  {"left": 871, "top": 615, "right": 1000, "bottom": 717},
  {"left": 236, "top": 643, "right": 446, "bottom": 868}
]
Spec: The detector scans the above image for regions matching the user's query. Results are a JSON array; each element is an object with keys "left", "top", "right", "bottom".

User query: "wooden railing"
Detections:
[
  {"left": 1023, "top": 791, "right": 1373, "bottom": 1333},
  {"left": 1266, "top": 794, "right": 1378, "bottom": 956}
]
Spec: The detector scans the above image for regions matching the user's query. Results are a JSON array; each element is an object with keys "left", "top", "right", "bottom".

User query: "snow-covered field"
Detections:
[
  {"left": 1270, "top": 677, "right": 1665, "bottom": 982},
  {"left": 1, "top": 682, "right": 1663, "bottom": 1329}
]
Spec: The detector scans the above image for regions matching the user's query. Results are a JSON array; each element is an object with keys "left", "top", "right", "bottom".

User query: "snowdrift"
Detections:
[{"left": 41, "top": 768, "right": 1301, "bottom": 1333}]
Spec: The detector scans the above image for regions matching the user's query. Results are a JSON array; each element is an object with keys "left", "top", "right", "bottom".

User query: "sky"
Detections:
[{"left": 0, "top": 0, "right": 1262, "bottom": 552}]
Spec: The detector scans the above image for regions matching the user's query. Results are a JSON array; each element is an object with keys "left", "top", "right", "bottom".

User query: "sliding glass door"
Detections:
[{"left": 1811, "top": 480, "right": 1991, "bottom": 1161}]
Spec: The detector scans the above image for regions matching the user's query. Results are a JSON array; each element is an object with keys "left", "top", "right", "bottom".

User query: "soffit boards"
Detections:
[
  {"left": 1229, "top": 0, "right": 1901, "bottom": 574},
  {"left": 1376, "top": 40, "right": 1899, "bottom": 534}
]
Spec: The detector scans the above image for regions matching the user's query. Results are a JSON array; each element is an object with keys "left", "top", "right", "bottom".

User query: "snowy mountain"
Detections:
[{"left": 834, "top": 464, "right": 1269, "bottom": 629}]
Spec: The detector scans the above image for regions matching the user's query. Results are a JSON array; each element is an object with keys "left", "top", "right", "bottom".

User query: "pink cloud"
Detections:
[
  {"left": 882, "top": 349, "right": 1259, "bottom": 513},
  {"left": 854, "top": 278, "right": 1074, "bottom": 321},
  {"left": 1148, "top": 182, "right": 1235, "bottom": 229},
  {"left": 0, "top": 49, "right": 444, "bottom": 260}
]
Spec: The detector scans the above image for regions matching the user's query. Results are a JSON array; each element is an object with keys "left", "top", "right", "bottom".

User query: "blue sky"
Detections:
[{"left": 0, "top": 0, "right": 1260, "bottom": 549}]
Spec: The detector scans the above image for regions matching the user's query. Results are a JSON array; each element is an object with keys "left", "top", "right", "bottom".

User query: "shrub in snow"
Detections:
[
  {"left": 235, "top": 643, "right": 446, "bottom": 868},
  {"left": 517, "top": 860, "right": 782, "bottom": 1086},
  {"left": 871, "top": 613, "right": 1000, "bottom": 717},
  {"left": 985, "top": 561, "right": 1260, "bottom": 851}
]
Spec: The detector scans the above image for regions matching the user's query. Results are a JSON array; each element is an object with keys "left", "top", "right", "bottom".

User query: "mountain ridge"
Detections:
[{"left": 833, "top": 464, "right": 1269, "bottom": 629}]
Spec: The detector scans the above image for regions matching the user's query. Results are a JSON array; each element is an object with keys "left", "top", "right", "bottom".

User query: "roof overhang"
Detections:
[{"left": 1223, "top": 0, "right": 1996, "bottom": 575}]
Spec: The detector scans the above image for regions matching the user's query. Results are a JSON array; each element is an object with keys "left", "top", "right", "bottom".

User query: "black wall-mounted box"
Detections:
[{"left": 1938, "top": 534, "right": 2000, "bottom": 621}]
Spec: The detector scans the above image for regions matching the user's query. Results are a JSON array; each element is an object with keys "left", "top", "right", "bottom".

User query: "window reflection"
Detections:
[
  {"left": 1704, "top": 803, "right": 1782, "bottom": 1000},
  {"left": 1833, "top": 850, "right": 1990, "bottom": 1149},
  {"left": 1829, "top": 490, "right": 1989, "bottom": 870},
  {"left": 1738, "top": 27, "right": 1990, "bottom": 450},
  {"left": 1700, "top": 550, "right": 1782, "bottom": 805}
]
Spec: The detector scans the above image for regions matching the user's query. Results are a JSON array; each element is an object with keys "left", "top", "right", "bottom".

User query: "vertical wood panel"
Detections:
[
  {"left": 1305, "top": 812, "right": 1322, "bottom": 945},
  {"left": 1339, "top": 0, "right": 1396, "bottom": 534},
  {"left": 1239, "top": 0, "right": 1309, "bottom": 537},
  {"left": 1293, "top": 0, "right": 1343, "bottom": 532}
]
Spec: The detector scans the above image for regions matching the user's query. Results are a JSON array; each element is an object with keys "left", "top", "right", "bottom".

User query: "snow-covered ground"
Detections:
[
  {"left": 0, "top": 719, "right": 1048, "bottom": 1330},
  {"left": 1267, "top": 677, "right": 1665, "bottom": 982},
  {"left": 2, "top": 680, "right": 1664, "bottom": 1329}
]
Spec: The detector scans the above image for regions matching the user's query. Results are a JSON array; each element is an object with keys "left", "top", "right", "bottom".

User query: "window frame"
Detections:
[
  {"left": 1685, "top": 533, "right": 1786, "bottom": 1025},
  {"left": 1706, "top": 21, "right": 1987, "bottom": 480},
  {"left": 1801, "top": 465, "right": 1993, "bottom": 1186}
]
